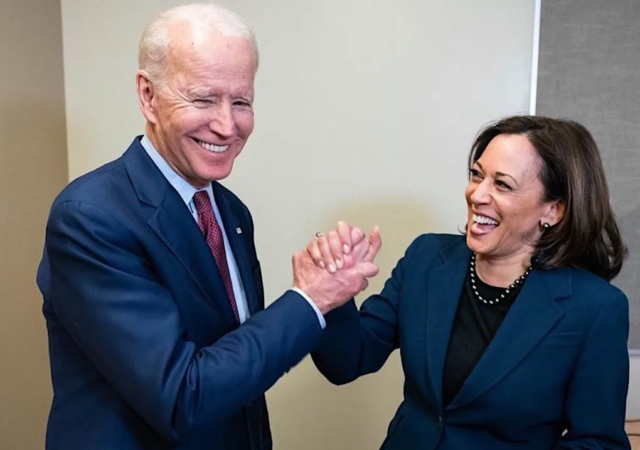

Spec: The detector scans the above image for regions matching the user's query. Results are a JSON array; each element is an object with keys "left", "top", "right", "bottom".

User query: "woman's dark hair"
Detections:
[{"left": 468, "top": 115, "right": 627, "bottom": 280}]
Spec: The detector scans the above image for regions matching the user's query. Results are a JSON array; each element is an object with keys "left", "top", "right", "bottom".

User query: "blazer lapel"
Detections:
[
  {"left": 147, "top": 195, "right": 238, "bottom": 328},
  {"left": 123, "top": 139, "right": 237, "bottom": 329},
  {"left": 447, "top": 269, "right": 569, "bottom": 410},
  {"left": 425, "top": 241, "right": 470, "bottom": 408},
  {"left": 212, "top": 183, "right": 259, "bottom": 315}
]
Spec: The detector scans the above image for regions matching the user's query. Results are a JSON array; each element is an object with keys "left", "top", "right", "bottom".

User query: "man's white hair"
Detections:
[{"left": 138, "top": 3, "right": 258, "bottom": 84}]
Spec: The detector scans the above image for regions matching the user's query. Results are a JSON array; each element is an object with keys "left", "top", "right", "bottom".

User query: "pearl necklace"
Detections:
[{"left": 469, "top": 253, "right": 532, "bottom": 305}]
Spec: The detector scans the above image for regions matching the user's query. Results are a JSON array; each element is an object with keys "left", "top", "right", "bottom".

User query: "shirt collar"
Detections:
[{"left": 140, "top": 134, "right": 213, "bottom": 205}]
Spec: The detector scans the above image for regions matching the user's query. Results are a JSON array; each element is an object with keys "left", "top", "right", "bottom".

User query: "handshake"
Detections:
[{"left": 292, "top": 221, "right": 382, "bottom": 315}]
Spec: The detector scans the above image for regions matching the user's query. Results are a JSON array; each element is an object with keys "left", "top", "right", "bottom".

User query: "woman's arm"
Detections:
[
  {"left": 554, "top": 289, "right": 630, "bottom": 449},
  {"left": 311, "top": 235, "right": 426, "bottom": 385}
]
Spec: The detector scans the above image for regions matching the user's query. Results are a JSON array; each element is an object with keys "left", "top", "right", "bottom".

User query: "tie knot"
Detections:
[{"left": 193, "top": 191, "right": 212, "bottom": 213}]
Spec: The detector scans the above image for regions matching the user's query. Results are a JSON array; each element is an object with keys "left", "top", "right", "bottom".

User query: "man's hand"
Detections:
[{"left": 292, "top": 222, "right": 383, "bottom": 315}]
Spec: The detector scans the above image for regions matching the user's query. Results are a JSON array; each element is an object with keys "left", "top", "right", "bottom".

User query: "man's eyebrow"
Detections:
[{"left": 188, "top": 87, "right": 218, "bottom": 97}]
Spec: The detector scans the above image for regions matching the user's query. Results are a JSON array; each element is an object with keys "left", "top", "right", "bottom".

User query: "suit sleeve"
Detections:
[
  {"left": 554, "top": 290, "right": 631, "bottom": 450},
  {"left": 311, "top": 235, "right": 426, "bottom": 385},
  {"left": 42, "top": 201, "right": 323, "bottom": 441}
]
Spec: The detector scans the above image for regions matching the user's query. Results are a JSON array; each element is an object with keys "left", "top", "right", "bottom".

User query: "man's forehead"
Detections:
[
  {"left": 167, "top": 22, "right": 250, "bottom": 54},
  {"left": 162, "top": 50, "right": 256, "bottom": 98},
  {"left": 167, "top": 31, "right": 255, "bottom": 68}
]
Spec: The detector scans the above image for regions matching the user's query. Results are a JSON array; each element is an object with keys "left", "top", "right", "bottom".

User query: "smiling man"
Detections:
[{"left": 36, "top": 4, "right": 380, "bottom": 450}]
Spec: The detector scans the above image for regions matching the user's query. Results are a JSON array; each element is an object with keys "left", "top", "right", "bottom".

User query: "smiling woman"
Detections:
[
  {"left": 309, "top": 114, "right": 631, "bottom": 449},
  {"left": 465, "top": 132, "right": 561, "bottom": 275},
  {"left": 466, "top": 115, "right": 626, "bottom": 282}
]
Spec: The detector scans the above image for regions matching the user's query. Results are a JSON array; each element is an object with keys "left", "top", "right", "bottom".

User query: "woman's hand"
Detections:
[{"left": 307, "top": 221, "right": 382, "bottom": 273}]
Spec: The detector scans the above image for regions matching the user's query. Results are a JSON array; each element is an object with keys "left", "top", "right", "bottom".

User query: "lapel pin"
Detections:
[{"left": 236, "top": 227, "right": 243, "bottom": 234}]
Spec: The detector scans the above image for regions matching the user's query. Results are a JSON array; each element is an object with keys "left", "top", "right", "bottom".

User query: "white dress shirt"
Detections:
[{"left": 141, "top": 135, "right": 325, "bottom": 327}]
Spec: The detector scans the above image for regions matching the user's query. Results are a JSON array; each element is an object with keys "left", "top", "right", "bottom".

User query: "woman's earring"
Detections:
[{"left": 540, "top": 222, "right": 550, "bottom": 231}]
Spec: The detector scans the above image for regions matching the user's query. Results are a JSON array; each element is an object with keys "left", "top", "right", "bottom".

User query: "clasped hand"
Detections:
[{"left": 292, "top": 222, "right": 382, "bottom": 315}]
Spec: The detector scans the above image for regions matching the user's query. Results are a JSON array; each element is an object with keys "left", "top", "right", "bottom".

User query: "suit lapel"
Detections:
[
  {"left": 447, "top": 269, "right": 567, "bottom": 410},
  {"left": 123, "top": 139, "right": 237, "bottom": 329},
  {"left": 212, "top": 183, "right": 259, "bottom": 315},
  {"left": 147, "top": 194, "right": 238, "bottom": 327},
  {"left": 425, "top": 241, "right": 470, "bottom": 408}
]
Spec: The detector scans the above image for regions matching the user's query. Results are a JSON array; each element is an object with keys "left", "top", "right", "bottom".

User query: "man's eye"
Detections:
[{"left": 496, "top": 180, "right": 512, "bottom": 190}]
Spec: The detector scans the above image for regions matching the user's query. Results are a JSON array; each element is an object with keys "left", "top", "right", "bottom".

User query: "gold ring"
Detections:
[{"left": 315, "top": 231, "right": 325, "bottom": 238}]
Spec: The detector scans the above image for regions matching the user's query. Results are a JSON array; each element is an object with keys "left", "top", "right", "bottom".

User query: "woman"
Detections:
[{"left": 309, "top": 115, "right": 630, "bottom": 449}]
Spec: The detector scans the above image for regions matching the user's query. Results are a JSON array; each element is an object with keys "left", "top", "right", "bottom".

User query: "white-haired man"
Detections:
[{"left": 37, "top": 4, "right": 379, "bottom": 449}]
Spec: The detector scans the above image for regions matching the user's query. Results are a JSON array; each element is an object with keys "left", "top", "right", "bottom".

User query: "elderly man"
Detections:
[{"left": 37, "top": 4, "right": 379, "bottom": 450}]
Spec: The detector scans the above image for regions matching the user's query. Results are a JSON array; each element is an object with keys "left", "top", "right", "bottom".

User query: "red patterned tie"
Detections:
[{"left": 193, "top": 191, "right": 239, "bottom": 323}]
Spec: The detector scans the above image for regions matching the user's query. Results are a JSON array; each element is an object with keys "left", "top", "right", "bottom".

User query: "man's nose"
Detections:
[{"left": 209, "top": 103, "right": 235, "bottom": 138}]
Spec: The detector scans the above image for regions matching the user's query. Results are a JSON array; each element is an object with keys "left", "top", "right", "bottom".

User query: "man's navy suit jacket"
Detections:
[{"left": 37, "top": 137, "right": 323, "bottom": 449}]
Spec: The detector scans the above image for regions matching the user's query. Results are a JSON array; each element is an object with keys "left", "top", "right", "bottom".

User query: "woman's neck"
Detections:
[{"left": 474, "top": 251, "right": 533, "bottom": 288}]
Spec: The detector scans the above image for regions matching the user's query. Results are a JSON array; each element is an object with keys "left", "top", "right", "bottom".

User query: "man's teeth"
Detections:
[
  {"left": 197, "top": 140, "right": 229, "bottom": 153},
  {"left": 473, "top": 214, "right": 499, "bottom": 226}
]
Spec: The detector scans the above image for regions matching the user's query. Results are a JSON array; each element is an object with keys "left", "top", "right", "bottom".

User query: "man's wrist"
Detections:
[{"left": 289, "top": 287, "right": 327, "bottom": 328}]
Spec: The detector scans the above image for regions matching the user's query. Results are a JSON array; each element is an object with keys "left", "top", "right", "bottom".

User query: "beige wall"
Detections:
[
  {"left": 0, "top": 1, "right": 68, "bottom": 449},
  {"left": 60, "top": 0, "right": 535, "bottom": 448},
  {"left": 2, "top": 2, "right": 637, "bottom": 449}
]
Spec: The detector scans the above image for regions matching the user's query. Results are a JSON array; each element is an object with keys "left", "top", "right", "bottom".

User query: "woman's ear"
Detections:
[{"left": 543, "top": 200, "right": 566, "bottom": 227}]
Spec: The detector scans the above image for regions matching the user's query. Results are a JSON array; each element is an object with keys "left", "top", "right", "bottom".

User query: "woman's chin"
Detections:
[{"left": 466, "top": 233, "right": 496, "bottom": 255}]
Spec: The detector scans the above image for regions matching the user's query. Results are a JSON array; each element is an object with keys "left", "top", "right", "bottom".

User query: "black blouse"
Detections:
[{"left": 442, "top": 271, "right": 525, "bottom": 407}]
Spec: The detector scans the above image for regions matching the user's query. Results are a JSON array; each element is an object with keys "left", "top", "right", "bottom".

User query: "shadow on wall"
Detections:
[
  {"left": 268, "top": 196, "right": 450, "bottom": 450},
  {"left": 0, "top": 97, "right": 68, "bottom": 220},
  {"left": 0, "top": 99, "right": 67, "bottom": 448}
]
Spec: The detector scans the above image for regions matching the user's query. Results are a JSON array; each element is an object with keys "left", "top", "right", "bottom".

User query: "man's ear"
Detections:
[
  {"left": 543, "top": 200, "right": 566, "bottom": 227},
  {"left": 136, "top": 70, "right": 159, "bottom": 124}
]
